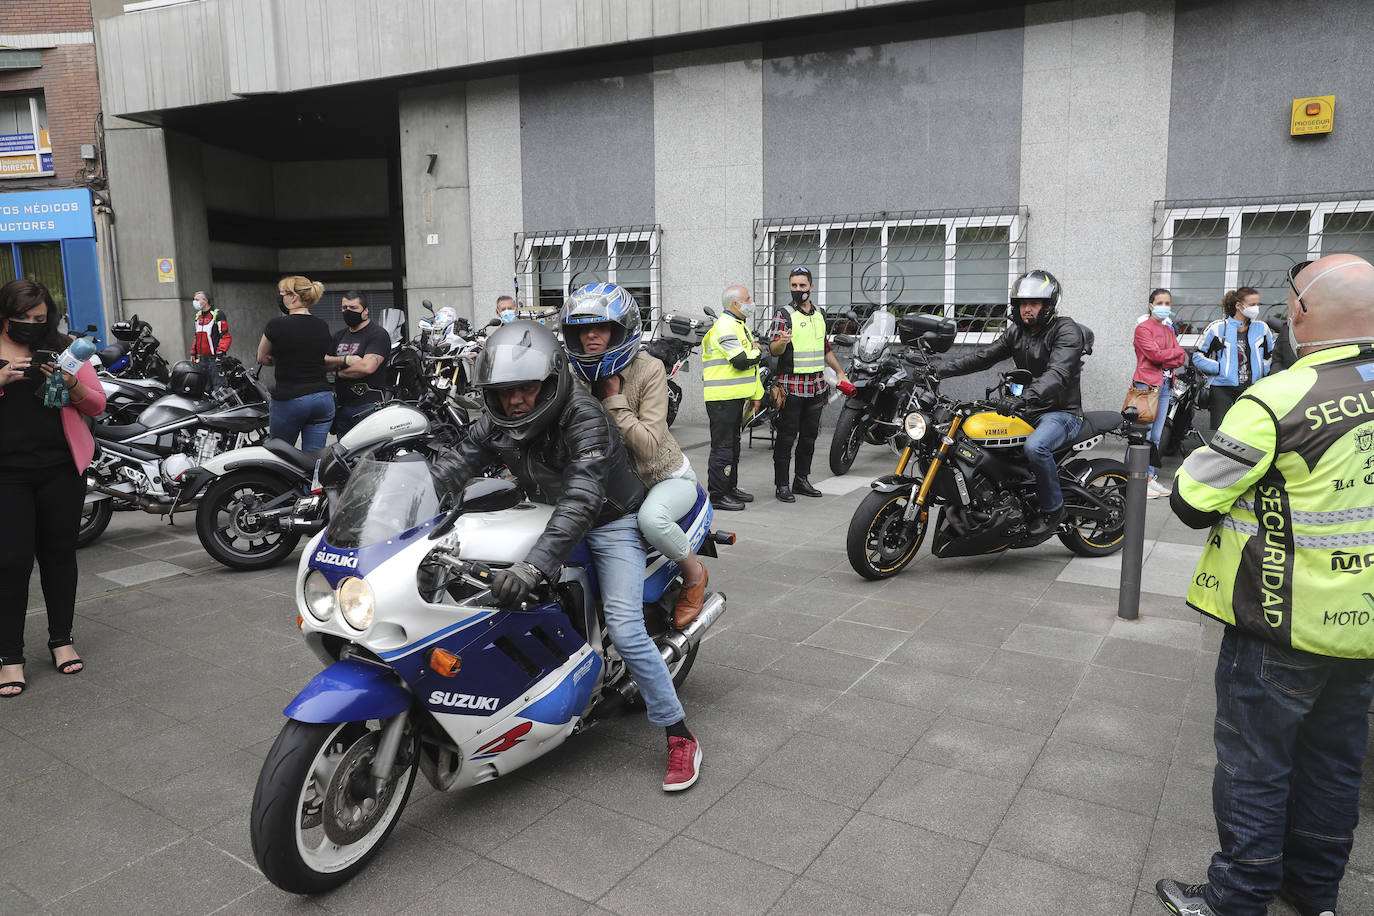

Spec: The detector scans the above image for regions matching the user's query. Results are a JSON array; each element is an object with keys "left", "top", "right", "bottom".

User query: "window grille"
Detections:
[
  {"left": 1152, "top": 192, "right": 1374, "bottom": 345},
  {"left": 753, "top": 207, "right": 1026, "bottom": 342},
  {"left": 514, "top": 225, "right": 661, "bottom": 329}
]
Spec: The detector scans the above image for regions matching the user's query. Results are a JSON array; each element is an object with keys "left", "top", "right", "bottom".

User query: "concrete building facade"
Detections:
[{"left": 92, "top": 0, "right": 1374, "bottom": 416}]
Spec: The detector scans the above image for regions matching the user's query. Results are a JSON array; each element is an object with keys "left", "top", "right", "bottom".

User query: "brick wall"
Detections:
[
  {"left": 0, "top": 0, "right": 93, "bottom": 33},
  {"left": 0, "top": 43, "right": 99, "bottom": 188}
]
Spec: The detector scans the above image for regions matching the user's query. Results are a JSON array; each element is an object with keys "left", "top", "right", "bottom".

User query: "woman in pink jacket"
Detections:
[
  {"left": 1132, "top": 288, "right": 1187, "bottom": 498},
  {"left": 0, "top": 279, "right": 107, "bottom": 697}
]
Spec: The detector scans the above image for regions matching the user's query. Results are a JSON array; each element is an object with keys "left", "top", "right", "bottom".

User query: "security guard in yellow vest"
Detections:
[
  {"left": 1154, "top": 254, "right": 1374, "bottom": 916},
  {"left": 702, "top": 284, "right": 764, "bottom": 510},
  {"left": 767, "top": 266, "right": 849, "bottom": 502}
]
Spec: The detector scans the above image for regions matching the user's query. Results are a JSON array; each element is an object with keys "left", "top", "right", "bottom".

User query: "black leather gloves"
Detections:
[
  {"left": 995, "top": 395, "right": 1027, "bottom": 418},
  {"left": 489, "top": 561, "right": 544, "bottom": 606}
]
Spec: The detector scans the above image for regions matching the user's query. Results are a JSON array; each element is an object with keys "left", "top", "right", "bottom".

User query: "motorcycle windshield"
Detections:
[
  {"left": 854, "top": 311, "right": 896, "bottom": 363},
  {"left": 325, "top": 453, "right": 442, "bottom": 549}
]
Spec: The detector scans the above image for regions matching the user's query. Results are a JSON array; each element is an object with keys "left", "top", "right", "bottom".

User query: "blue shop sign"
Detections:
[
  {"left": 0, "top": 188, "right": 95, "bottom": 242},
  {"left": 0, "top": 132, "right": 37, "bottom": 153}
]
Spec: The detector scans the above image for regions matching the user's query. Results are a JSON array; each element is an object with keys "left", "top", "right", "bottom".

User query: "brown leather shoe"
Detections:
[{"left": 674, "top": 568, "right": 708, "bottom": 629}]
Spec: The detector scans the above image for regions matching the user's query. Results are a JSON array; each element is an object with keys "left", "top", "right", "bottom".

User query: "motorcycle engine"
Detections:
[
  {"left": 161, "top": 453, "right": 197, "bottom": 487},
  {"left": 947, "top": 486, "right": 1026, "bottom": 538},
  {"left": 191, "top": 429, "right": 224, "bottom": 465}
]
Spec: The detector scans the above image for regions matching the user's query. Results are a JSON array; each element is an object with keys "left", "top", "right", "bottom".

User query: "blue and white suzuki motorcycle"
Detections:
[{"left": 249, "top": 450, "right": 731, "bottom": 893}]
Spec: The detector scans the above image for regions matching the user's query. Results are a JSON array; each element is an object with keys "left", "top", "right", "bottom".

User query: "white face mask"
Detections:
[
  {"left": 735, "top": 299, "right": 753, "bottom": 313},
  {"left": 1241, "top": 305, "right": 1260, "bottom": 321}
]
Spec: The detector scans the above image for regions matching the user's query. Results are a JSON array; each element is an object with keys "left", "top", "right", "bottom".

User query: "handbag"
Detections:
[{"left": 1123, "top": 384, "right": 1159, "bottom": 423}]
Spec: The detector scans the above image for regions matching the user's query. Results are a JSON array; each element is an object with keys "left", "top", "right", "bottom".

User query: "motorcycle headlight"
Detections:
[
  {"left": 338, "top": 576, "right": 375, "bottom": 630},
  {"left": 304, "top": 569, "right": 337, "bottom": 622},
  {"left": 903, "top": 411, "right": 929, "bottom": 441}
]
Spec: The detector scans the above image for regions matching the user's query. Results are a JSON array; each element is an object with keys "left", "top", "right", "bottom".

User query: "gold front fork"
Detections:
[{"left": 912, "top": 414, "right": 964, "bottom": 505}]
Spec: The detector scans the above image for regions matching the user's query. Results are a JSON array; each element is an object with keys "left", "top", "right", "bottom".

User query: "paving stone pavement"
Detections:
[{"left": 7, "top": 422, "right": 1373, "bottom": 915}]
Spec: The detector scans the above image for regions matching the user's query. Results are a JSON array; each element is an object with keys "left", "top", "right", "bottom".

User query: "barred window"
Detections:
[
  {"left": 1154, "top": 194, "right": 1374, "bottom": 344},
  {"left": 754, "top": 208, "right": 1026, "bottom": 342},
  {"left": 515, "top": 226, "right": 661, "bottom": 328}
]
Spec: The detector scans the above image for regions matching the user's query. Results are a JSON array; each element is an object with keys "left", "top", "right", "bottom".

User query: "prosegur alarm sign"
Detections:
[{"left": 0, "top": 188, "right": 95, "bottom": 242}]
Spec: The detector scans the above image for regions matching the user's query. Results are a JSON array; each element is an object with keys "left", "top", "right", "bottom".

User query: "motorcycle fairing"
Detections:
[
  {"left": 504, "top": 646, "right": 602, "bottom": 728},
  {"left": 308, "top": 517, "right": 441, "bottom": 588},
  {"left": 283, "top": 657, "right": 412, "bottom": 722}
]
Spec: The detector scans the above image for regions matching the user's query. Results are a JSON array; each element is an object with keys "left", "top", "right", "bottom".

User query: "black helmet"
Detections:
[
  {"left": 474, "top": 321, "right": 573, "bottom": 443},
  {"left": 169, "top": 359, "right": 209, "bottom": 398},
  {"left": 1008, "top": 269, "right": 1062, "bottom": 329}
]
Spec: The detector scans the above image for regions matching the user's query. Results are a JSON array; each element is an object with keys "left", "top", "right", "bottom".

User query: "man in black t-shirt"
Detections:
[{"left": 323, "top": 291, "right": 392, "bottom": 435}]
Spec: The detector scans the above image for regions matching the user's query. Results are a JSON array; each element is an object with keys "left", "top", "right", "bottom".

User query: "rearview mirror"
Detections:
[
  {"left": 704, "top": 306, "right": 718, "bottom": 319},
  {"left": 421, "top": 299, "right": 434, "bottom": 314}
]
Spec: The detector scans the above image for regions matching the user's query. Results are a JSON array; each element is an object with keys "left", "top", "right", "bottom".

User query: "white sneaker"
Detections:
[{"left": 1147, "top": 478, "right": 1171, "bottom": 498}]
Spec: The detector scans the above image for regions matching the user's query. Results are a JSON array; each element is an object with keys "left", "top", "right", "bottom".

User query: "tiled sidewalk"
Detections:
[{"left": 4, "top": 426, "right": 1370, "bottom": 914}]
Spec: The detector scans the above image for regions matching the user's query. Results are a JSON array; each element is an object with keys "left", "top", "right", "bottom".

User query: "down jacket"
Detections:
[
  {"left": 432, "top": 384, "right": 646, "bottom": 581},
  {"left": 942, "top": 314, "right": 1087, "bottom": 415}
]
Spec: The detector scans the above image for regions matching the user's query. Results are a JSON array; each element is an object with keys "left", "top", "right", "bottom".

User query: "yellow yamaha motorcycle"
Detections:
[{"left": 846, "top": 356, "right": 1131, "bottom": 580}]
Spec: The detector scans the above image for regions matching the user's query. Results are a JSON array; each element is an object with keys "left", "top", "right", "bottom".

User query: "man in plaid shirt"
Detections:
[{"left": 768, "top": 267, "right": 850, "bottom": 502}]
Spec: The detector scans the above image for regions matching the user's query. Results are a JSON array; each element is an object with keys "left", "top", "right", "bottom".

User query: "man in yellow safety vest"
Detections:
[{"left": 701, "top": 285, "right": 763, "bottom": 511}]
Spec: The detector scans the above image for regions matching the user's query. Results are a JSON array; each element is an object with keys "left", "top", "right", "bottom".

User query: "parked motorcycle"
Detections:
[
  {"left": 1158, "top": 361, "right": 1209, "bottom": 457},
  {"left": 182, "top": 360, "right": 472, "bottom": 571},
  {"left": 93, "top": 315, "right": 175, "bottom": 423},
  {"left": 645, "top": 308, "right": 714, "bottom": 428},
  {"left": 829, "top": 309, "right": 956, "bottom": 475},
  {"left": 846, "top": 336, "right": 1136, "bottom": 579},
  {"left": 248, "top": 448, "right": 733, "bottom": 893},
  {"left": 78, "top": 356, "right": 269, "bottom": 547}
]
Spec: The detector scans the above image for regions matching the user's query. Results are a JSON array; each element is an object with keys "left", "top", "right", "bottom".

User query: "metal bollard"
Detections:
[{"left": 1117, "top": 441, "right": 1151, "bottom": 620}]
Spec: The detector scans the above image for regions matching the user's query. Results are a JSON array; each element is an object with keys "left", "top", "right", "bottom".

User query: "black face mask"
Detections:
[
  {"left": 5, "top": 320, "right": 47, "bottom": 347},
  {"left": 790, "top": 289, "right": 810, "bottom": 306},
  {"left": 278, "top": 302, "right": 291, "bottom": 316},
  {"left": 342, "top": 310, "right": 365, "bottom": 329}
]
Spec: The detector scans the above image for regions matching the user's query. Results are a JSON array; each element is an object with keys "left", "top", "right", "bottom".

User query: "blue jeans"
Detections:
[
  {"left": 1132, "top": 379, "right": 1172, "bottom": 476},
  {"left": 584, "top": 515, "right": 685, "bottom": 727},
  {"left": 1203, "top": 626, "right": 1374, "bottom": 916},
  {"left": 1024, "top": 411, "right": 1082, "bottom": 512},
  {"left": 269, "top": 391, "right": 334, "bottom": 451},
  {"left": 332, "top": 402, "right": 379, "bottom": 437}
]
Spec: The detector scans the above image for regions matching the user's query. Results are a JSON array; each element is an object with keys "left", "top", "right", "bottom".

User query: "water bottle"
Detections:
[{"left": 57, "top": 337, "right": 98, "bottom": 375}]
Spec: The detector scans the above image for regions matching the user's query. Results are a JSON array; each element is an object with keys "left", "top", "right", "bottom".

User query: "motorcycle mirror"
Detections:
[
  {"left": 485, "top": 318, "right": 502, "bottom": 328},
  {"left": 703, "top": 306, "right": 718, "bottom": 319},
  {"left": 1003, "top": 368, "right": 1033, "bottom": 387},
  {"left": 422, "top": 299, "right": 435, "bottom": 314}
]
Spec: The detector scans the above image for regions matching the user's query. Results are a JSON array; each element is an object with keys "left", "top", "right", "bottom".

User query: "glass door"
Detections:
[{"left": 16, "top": 241, "right": 66, "bottom": 317}]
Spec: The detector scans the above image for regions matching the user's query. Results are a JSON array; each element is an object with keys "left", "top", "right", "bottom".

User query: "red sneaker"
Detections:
[{"left": 663, "top": 736, "right": 702, "bottom": 792}]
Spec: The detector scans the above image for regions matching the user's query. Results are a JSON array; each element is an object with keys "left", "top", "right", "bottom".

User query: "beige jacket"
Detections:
[{"left": 599, "top": 351, "right": 687, "bottom": 487}]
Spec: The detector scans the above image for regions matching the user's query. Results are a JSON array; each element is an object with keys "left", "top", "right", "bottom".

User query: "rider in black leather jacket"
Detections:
[
  {"left": 431, "top": 320, "right": 702, "bottom": 792},
  {"left": 939, "top": 269, "right": 1088, "bottom": 538}
]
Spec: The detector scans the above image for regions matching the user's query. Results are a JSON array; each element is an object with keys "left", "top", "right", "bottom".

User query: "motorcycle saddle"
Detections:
[
  {"left": 97, "top": 422, "right": 152, "bottom": 442},
  {"left": 264, "top": 439, "right": 327, "bottom": 471}
]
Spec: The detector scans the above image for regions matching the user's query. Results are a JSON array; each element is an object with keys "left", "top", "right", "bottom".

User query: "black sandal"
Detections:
[
  {"left": 49, "top": 647, "right": 83, "bottom": 675},
  {"left": 1, "top": 662, "right": 25, "bottom": 698}
]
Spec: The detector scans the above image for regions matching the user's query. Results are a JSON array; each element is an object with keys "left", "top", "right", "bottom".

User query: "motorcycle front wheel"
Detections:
[
  {"left": 250, "top": 718, "right": 419, "bottom": 895},
  {"left": 846, "top": 488, "right": 928, "bottom": 580},
  {"left": 77, "top": 498, "right": 114, "bottom": 548},
  {"left": 196, "top": 472, "right": 303, "bottom": 570},
  {"left": 829, "top": 407, "right": 866, "bottom": 476},
  {"left": 1058, "top": 462, "right": 1128, "bottom": 557}
]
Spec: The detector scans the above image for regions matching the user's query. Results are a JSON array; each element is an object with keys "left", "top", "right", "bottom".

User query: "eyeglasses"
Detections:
[{"left": 1287, "top": 261, "right": 1313, "bottom": 313}]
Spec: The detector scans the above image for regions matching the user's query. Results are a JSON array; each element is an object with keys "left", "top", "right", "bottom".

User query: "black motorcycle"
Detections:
[
  {"left": 1158, "top": 361, "right": 1209, "bottom": 457},
  {"left": 830, "top": 309, "right": 957, "bottom": 475},
  {"left": 644, "top": 309, "right": 714, "bottom": 428},
  {"left": 96, "top": 315, "right": 173, "bottom": 423}
]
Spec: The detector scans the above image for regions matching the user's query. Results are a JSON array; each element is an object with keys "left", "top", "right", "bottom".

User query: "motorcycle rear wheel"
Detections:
[
  {"left": 829, "top": 408, "right": 865, "bottom": 476},
  {"left": 77, "top": 499, "right": 113, "bottom": 548},
  {"left": 196, "top": 472, "right": 303, "bottom": 570},
  {"left": 250, "top": 719, "right": 418, "bottom": 895},
  {"left": 846, "top": 488, "right": 928, "bottom": 580},
  {"left": 1058, "top": 462, "right": 1128, "bottom": 557}
]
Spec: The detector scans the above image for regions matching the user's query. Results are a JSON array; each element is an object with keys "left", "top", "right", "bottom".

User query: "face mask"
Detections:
[
  {"left": 1288, "top": 322, "right": 1374, "bottom": 355},
  {"left": 790, "top": 289, "right": 810, "bottom": 306},
  {"left": 1151, "top": 306, "right": 1172, "bottom": 322},
  {"left": 499, "top": 309, "right": 516, "bottom": 323},
  {"left": 342, "top": 310, "right": 365, "bottom": 329},
  {"left": 1241, "top": 305, "right": 1260, "bottom": 321},
  {"left": 5, "top": 320, "right": 46, "bottom": 347},
  {"left": 278, "top": 302, "right": 291, "bottom": 316}
]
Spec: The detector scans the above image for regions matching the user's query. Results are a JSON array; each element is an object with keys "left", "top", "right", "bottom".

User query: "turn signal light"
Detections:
[
  {"left": 296, "top": 615, "right": 304, "bottom": 630},
  {"left": 712, "top": 530, "right": 737, "bottom": 545},
  {"left": 427, "top": 648, "right": 462, "bottom": 676}
]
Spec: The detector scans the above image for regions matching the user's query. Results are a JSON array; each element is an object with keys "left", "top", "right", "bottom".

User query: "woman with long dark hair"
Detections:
[{"left": 0, "top": 279, "right": 107, "bottom": 697}]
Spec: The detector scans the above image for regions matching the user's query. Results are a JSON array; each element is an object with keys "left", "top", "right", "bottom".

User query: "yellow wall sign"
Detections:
[
  {"left": 157, "top": 257, "right": 176, "bottom": 283},
  {"left": 1291, "top": 95, "right": 1335, "bottom": 135}
]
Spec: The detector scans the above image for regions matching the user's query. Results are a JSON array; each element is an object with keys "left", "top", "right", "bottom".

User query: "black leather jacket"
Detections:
[
  {"left": 942, "top": 315, "right": 1086, "bottom": 415},
  {"left": 431, "top": 385, "right": 646, "bottom": 580}
]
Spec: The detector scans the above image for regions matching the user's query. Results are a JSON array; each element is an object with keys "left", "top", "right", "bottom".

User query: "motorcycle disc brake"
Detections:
[{"left": 321, "top": 730, "right": 394, "bottom": 846}]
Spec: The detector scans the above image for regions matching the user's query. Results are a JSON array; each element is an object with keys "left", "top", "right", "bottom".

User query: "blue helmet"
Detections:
[{"left": 559, "top": 282, "right": 643, "bottom": 381}]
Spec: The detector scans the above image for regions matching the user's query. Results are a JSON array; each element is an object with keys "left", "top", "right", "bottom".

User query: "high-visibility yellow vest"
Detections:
[
  {"left": 780, "top": 305, "right": 826, "bottom": 376},
  {"left": 701, "top": 311, "right": 764, "bottom": 402},
  {"left": 1176, "top": 343, "right": 1374, "bottom": 658}
]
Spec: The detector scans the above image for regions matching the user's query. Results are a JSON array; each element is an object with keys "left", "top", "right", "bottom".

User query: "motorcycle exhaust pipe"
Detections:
[
  {"left": 658, "top": 591, "right": 727, "bottom": 665},
  {"left": 90, "top": 482, "right": 189, "bottom": 514}
]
